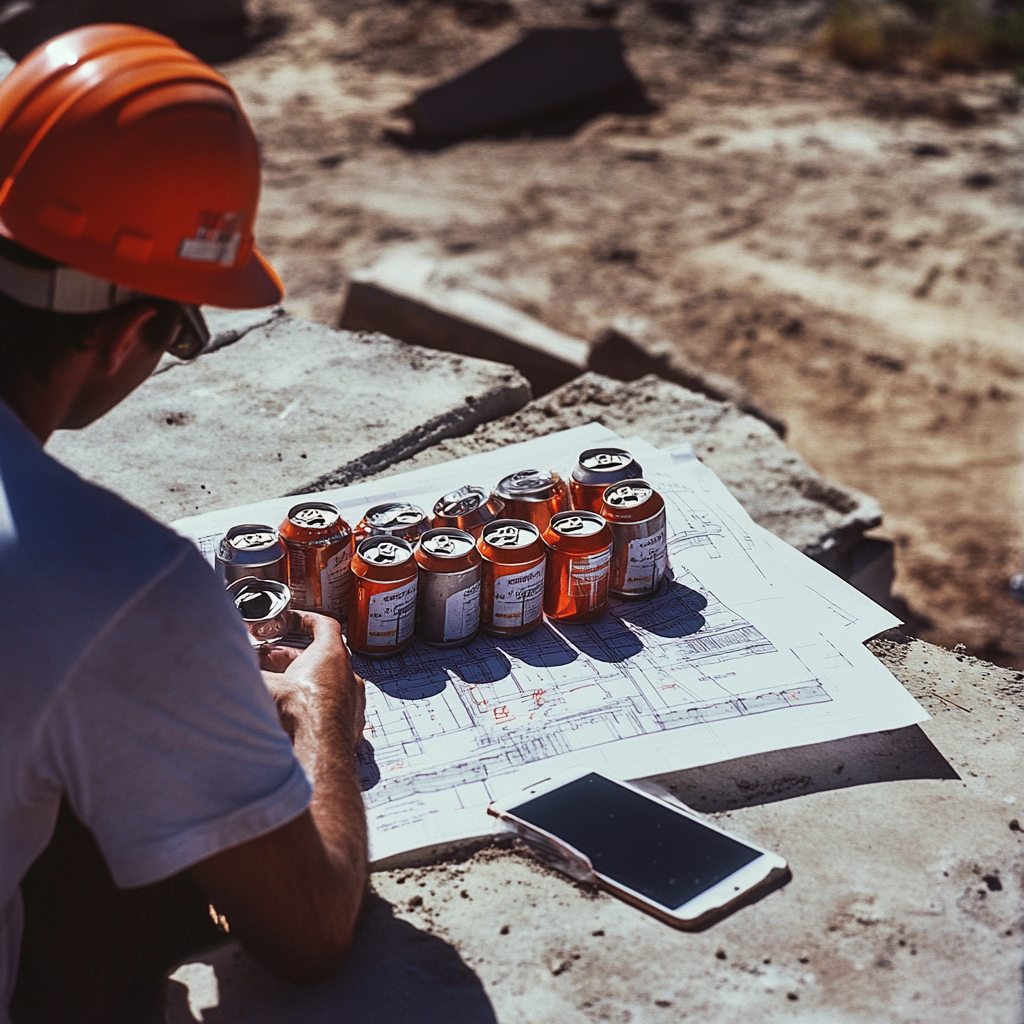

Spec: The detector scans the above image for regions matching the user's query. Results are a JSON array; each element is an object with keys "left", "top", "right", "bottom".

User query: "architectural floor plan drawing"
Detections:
[{"left": 173, "top": 423, "right": 924, "bottom": 862}]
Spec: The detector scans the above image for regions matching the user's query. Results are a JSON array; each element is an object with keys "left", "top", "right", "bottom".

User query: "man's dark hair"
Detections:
[{"left": 0, "top": 237, "right": 182, "bottom": 403}]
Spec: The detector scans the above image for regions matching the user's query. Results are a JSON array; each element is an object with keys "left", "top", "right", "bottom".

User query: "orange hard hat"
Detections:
[{"left": 0, "top": 24, "right": 282, "bottom": 309}]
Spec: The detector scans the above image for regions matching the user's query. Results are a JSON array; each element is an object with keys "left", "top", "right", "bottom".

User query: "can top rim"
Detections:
[
  {"left": 420, "top": 527, "right": 477, "bottom": 557},
  {"left": 576, "top": 447, "right": 636, "bottom": 472},
  {"left": 481, "top": 517, "right": 541, "bottom": 548},
  {"left": 356, "top": 534, "right": 415, "bottom": 565},
  {"left": 550, "top": 510, "right": 608, "bottom": 537},
  {"left": 363, "top": 502, "right": 427, "bottom": 528},
  {"left": 227, "top": 577, "right": 290, "bottom": 621},
  {"left": 287, "top": 501, "right": 342, "bottom": 528},
  {"left": 221, "top": 524, "right": 281, "bottom": 555},
  {"left": 603, "top": 478, "right": 655, "bottom": 508},
  {"left": 494, "top": 469, "right": 559, "bottom": 500}
]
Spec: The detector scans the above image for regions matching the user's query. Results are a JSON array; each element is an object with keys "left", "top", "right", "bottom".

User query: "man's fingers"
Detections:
[
  {"left": 258, "top": 644, "right": 303, "bottom": 673},
  {"left": 291, "top": 610, "right": 344, "bottom": 643}
]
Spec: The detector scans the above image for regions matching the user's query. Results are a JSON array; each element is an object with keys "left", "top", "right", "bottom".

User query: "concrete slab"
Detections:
[
  {"left": 339, "top": 251, "right": 589, "bottom": 397},
  {"left": 351, "top": 372, "right": 887, "bottom": 589},
  {"left": 164, "top": 635, "right": 1024, "bottom": 1023},
  {"left": 47, "top": 315, "right": 530, "bottom": 522}
]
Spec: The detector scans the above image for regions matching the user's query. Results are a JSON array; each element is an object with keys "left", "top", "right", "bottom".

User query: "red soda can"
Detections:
[
  {"left": 432, "top": 485, "right": 505, "bottom": 539},
  {"left": 355, "top": 502, "right": 431, "bottom": 545},
  {"left": 477, "top": 519, "right": 547, "bottom": 637},
  {"left": 541, "top": 510, "right": 614, "bottom": 622},
  {"left": 570, "top": 447, "right": 644, "bottom": 513},
  {"left": 491, "top": 470, "right": 569, "bottom": 531},
  {"left": 278, "top": 501, "right": 353, "bottom": 620},
  {"left": 348, "top": 536, "right": 418, "bottom": 657},
  {"left": 600, "top": 479, "right": 668, "bottom": 598},
  {"left": 414, "top": 528, "right": 482, "bottom": 647}
]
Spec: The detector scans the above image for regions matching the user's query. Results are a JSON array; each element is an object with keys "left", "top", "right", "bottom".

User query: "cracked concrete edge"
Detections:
[
  {"left": 290, "top": 369, "right": 533, "bottom": 495},
  {"left": 152, "top": 306, "right": 286, "bottom": 376}
]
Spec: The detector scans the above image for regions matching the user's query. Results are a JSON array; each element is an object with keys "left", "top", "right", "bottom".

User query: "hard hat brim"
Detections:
[{"left": 214, "top": 246, "right": 284, "bottom": 310}]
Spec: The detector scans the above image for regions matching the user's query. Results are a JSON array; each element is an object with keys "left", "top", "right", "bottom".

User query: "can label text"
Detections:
[
  {"left": 492, "top": 562, "right": 545, "bottom": 628},
  {"left": 366, "top": 579, "right": 417, "bottom": 647},
  {"left": 444, "top": 580, "right": 481, "bottom": 642}
]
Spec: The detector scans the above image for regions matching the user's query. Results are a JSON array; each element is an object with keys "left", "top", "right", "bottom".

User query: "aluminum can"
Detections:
[
  {"left": 431, "top": 485, "right": 505, "bottom": 539},
  {"left": 414, "top": 528, "right": 482, "bottom": 647},
  {"left": 570, "top": 447, "right": 644, "bottom": 513},
  {"left": 355, "top": 502, "right": 431, "bottom": 545},
  {"left": 600, "top": 479, "right": 668, "bottom": 598},
  {"left": 216, "top": 524, "right": 288, "bottom": 584},
  {"left": 491, "top": 470, "right": 569, "bottom": 531},
  {"left": 348, "top": 536, "right": 419, "bottom": 657},
  {"left": 541, "top": 510, "right": 614, "bottom": 622},
  {"left": 227, "top": 577, "right": 293, "bottom": 645},
  {"left": 476, "top": 518, "right": 547, "bottom": 637},
  {"left": 278, "top": 501, "right": 353, "bottom": 620}
]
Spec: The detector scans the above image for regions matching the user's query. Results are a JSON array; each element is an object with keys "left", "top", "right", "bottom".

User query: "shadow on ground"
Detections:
[
  {"left": 164, "top": 892, "right": 496, "bottom": 1024},
  {"left": 651, "top": 724, "right": 960, "bottom": 813}
]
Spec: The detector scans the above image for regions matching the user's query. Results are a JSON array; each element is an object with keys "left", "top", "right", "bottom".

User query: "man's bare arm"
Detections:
[{"left": 190, "top": 612, "right": 368, "bottom": 983}]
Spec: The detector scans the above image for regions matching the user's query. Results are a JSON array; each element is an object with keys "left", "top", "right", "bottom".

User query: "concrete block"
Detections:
[
  {"left": 47, "top": 315, "right": 530, "bottom": 522},
  {"left": 408, "top": 28, "right": 635, "bottom": 139},
  {"left": 165, "top": 635, "right": 1024, "bottom": 1023},
  {"left": 340, "top": 253, "right": 589, "bottom": 397},
  {"left": 355, "top": 372, "right": 883, "bottom": 574},
  {"left": 588, "top": 326, "right": 788, "bottom": 438}
]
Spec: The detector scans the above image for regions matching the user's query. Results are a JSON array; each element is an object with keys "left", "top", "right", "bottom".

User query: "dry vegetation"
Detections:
[{"left": 225, "top": 0, "right": 1023, "bottom": 665}]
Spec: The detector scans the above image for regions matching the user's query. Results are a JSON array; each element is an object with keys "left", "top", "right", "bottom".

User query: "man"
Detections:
[{"left": 0, "top": 25, "right": 368, "bottom": 1023}]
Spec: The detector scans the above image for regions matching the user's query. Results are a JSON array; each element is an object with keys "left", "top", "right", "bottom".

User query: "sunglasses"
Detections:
[{"left": 166, "top": 304, "right": 211, "bottom": 361}]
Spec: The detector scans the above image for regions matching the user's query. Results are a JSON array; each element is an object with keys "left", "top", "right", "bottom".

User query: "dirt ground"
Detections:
[{"left": 221, "top": 0, "right": 1023, "bottom": 666}]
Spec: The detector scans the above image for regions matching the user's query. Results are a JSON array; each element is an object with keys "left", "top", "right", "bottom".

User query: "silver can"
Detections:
[
  {"left": 414, "top": 528, "right": 482, "bottom": 647},
  {"left": 227, "top": 577, "right": 293, "bottom": 644},
  {"left": 600, "top": 480, "right": 668, "bottom": 598},
  {"left": 216, "top": 524, "right": 288, "bottom": 584}
]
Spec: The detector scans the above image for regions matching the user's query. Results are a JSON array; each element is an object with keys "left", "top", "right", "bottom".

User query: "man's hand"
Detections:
[
  {"left": 259, "top": 611, "right": 366, "bottom": 774},
  {"left": 190, "top": 611, "right": 368, "bottom": 984}
]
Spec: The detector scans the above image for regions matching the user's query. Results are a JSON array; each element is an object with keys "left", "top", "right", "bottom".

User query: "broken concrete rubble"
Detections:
[
  {"left": 47, "top": 315, "right": 531, "bottom": 522},
  {"left": 588, "top": 326, "right": 787, "bottom": 438},
  {"left": 407, "top": 27, "right": 636, "bottom": 140},
  {"left": 164, "top": 634, "right": 1024, "bottom": 1023},
  {"left": 355, "top": 372, "right": 891, "bottom": 603},
  {"left": 339, "top": 259, "right": 589, "bottom": 396}
]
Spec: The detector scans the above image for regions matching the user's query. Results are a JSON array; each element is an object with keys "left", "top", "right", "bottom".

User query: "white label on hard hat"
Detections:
[
  {"left": 491, "top": 562, "right": 545, "bottom": 629},
  {"left": 365, "top": 579, "right": 417, "bottom": 647},
  {"left": 178, "top": 211, "right": 242, "bottom": 266}
]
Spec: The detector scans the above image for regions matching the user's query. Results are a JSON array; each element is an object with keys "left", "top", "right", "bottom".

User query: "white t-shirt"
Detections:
[{"left": 0, "top": 401, "right": 312, "bottom": 1022}]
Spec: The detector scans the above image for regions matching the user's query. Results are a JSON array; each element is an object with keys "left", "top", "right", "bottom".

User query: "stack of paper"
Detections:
[{"left": 173, "top": 424, "right": 925, "bottom": 863}]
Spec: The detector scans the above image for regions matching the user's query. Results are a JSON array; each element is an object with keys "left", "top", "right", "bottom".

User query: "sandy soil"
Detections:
[{"left": 221, "top": 0, "right": 1023, "bottom": 666}]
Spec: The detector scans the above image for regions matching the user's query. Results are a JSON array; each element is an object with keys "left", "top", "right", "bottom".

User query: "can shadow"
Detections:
[
  {"left": 489, "top": 622, "right": 579, "bottom": 668},
  {"left": 442, "top": 640, "right": 514, "bottom": 684},
  {"left": 555, "top": 614, "right": 644, "bottom": 663},
  {"left": 356, "top": 739, "right": 382, "bottom": 792},
  {"left": 612, "top": 580, "right": 709, "bottom": 639},
  {"left": 354, "top": 649, "right": 451, "bottom": 701}
]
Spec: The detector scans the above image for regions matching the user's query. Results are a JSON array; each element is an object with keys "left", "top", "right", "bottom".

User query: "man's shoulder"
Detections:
[{"left": 2, "top": 405, "right": 196, "bottom": 682}]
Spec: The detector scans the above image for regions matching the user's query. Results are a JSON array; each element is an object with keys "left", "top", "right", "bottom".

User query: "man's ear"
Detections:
[{"left": 88, "top": 304, "right": 160, "bottom": 378}]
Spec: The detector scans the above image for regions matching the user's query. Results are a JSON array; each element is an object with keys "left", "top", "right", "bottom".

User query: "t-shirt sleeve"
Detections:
[{"left": 41, "top": 545, "right": 312, "bottom": 889}]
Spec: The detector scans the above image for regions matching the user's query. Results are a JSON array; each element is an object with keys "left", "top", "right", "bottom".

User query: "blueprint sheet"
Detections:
[{"left": 173, "top": 424, "right": 924, "bottom": 863}]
